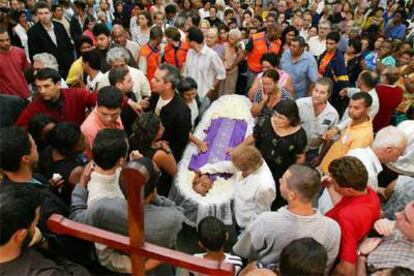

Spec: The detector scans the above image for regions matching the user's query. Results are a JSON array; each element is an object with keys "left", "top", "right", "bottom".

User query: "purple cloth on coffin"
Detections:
[{"left": 189, "top": 118, "right": 248, "bottom": 171}]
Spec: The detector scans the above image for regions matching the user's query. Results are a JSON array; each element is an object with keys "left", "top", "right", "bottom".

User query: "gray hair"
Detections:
[
  {"left": 33, "top": 53, "right": 59, "bottom": 71},
  {"left": 372, "top": 126, "right": 408, "bottom": 151},
  {"left": 106, "top": 46, "right": 129, "bottom": 65},
  {"left": 228, "top": 28, "right": 242, "bottom": 40},
  {"left": 158, "top": 63, "right": 180, "bottom": 89},
  {"left": 174, "top": 15, "right": 187, "bottom": 29},
  {"left": 111, "top": 24, "right": 125, "bottom": 34}
]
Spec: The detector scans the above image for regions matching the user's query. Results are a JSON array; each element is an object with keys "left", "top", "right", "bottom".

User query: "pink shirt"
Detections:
[
  {"left": 81, "top": 107, "right": 124, "bottom": 157},
  {"left": 0, "top": 46, "right": 30, "bottom": 98}
]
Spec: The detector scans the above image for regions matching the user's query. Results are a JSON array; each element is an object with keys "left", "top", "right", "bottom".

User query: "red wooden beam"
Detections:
[{"left": 47, "top": 214, "right": 234, "bottom": 275}]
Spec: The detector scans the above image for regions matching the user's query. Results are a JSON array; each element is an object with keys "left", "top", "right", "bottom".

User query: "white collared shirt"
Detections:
[
  {"left": 87, "top": 71, "right": 104, "bottom": 92},
  {"left": 348, "top": 147, "right": 382, "bottom": 190},
  {"left": 184, "top": 44, "right": 226, "bottom": 100},
  {"left": 43, "top": 23, "right": 57, "bottom": 46},
  {"left": 296, "top": 97, "right": 339, "bottom": 149},
  {"left": 200, "top": 160, "right": 276, "bottom": 228},
  {"left": 307, "top": 36, "right": 326, "bottom": 58}
]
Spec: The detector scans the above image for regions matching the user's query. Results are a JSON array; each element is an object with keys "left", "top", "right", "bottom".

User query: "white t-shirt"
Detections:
[
  {"left": 178, "top": 253, "right": 243, "bottom": 276},
  {"left": 187, "top": 100, "right": 199, "bottom": 128},
  {"left": 307, "top": 36, "right": 326, "bottom": 58},
  {"left": 155, "top": 96, "right": 172, "bottom": 116}
]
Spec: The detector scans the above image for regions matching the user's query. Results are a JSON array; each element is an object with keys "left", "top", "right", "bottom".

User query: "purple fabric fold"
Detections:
[{"left": 189, "top": 118, "right": 247, "bottom": 171}]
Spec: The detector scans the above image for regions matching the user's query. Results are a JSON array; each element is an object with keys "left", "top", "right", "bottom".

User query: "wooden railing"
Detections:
[{"left": 47, "top": 165, "right": 234, "bottom": 276}]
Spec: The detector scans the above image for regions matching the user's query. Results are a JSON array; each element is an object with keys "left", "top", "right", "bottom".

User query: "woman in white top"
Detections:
[
  {"left": 199, "top": 145, "right": 276, "bottom": 230},
  {"left": 130, "top": 11, "right": 151, "bottom": 47},
  {"left": 11, "top": 10, "right": 33, "bottom": 58}
]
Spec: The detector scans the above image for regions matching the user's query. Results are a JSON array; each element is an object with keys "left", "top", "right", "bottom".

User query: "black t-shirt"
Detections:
[{"left": 0, "top": 248, "right": 90, "bottom": 276}]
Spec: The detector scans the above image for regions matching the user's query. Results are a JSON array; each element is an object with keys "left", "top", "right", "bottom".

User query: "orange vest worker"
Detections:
[
  {"left": 247, "top": 32, "right": 281, "bottom": 73},
  {"left": 139, "top": 43, "right": 160, "bottom": 82},
  {"left": 163, "top": 41, "right": 189, "bottom": 70}
]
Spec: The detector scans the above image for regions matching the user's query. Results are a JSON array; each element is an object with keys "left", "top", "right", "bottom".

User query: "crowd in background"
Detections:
[{"left": 0, "top": 0, "right": 414, "bottom": 274}]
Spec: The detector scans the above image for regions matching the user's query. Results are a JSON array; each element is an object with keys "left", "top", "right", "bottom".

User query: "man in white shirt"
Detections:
[
  {"left": 199, "top": 145, "right": 275, "bottom": 231},
  {"left": 318, "top": 126, "right": 408, "bottom": 213},
  {"left": 184, "top": 27, "right": 226, "bottom": 113},
  {"left": 307, "top": 21, "right": 330, "bottom": 58},
  {"left": 296, "top": 77, "right": 339, "bottom": 165},
  {"left": 97, "top": 47, "right": 150, "bottom": 101}
]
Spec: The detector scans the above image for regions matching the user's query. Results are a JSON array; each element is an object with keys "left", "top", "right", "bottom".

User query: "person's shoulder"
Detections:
[
  {"left": 296, "top": 96, "right": 312, "bottom": 106},
  {"left": 128, "top": 66, "right": 146, "bottom": 78}
]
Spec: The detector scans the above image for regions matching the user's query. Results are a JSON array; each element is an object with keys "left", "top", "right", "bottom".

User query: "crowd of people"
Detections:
[{"left": 0, "top": 0, "right": 413, "bottom": 274}]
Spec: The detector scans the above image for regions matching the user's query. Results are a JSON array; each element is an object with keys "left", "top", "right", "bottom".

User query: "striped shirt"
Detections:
[{"left": 233, "top": 207, "right": 341, "bottom": 272}]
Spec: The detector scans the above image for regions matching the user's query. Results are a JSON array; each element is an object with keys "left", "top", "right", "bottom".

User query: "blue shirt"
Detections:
[
  {"left": 384, "top": 23, "right": 406, "bottom": 40},
  {"left": 280, "top": 50, "right": 319, "bottom": 99}
]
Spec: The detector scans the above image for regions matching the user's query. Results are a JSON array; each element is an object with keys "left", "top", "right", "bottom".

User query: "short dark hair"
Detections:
[
  {"left": 260, "top": 52, "right": 279, "bottom": 67},
  {"left": 28, "top": 114, "right": 57, "bottom": 147},
  {"left": 164, "top": 27, "right": 181, "bottom": 42},
  {"left": 34, "top": 1, "right": 51, "bottom": 14},
  {"left": 286, "top": 164, "right": 321, "bottom": 202},
  {"left": 122, "top": 157, "right": 160, "bottom": 198},
  {"left": 279, "top": 238, "right": 327, "bottom": 276},
  {"left": 75, "top": 35, "right": 93, "bottom": 52},
  {"left": 217, "top": 23, "right": 229, "bottom": 33},
  {"left": 350, "top": 92, "right": 372, "bottom": 108},
  {"left": 273, "top": 99, "right": 301, "bottom": 127},
  {"left": 197, "top": 216, "right": 227, "bottom": 251},
  {"left": 158, "top": 63, "right": 181, "bottom": 89},
  {"left": 359, "top": 70, "right": 378, "bottom": 88},
  {"left": 165, "top": 3, "right": 176, "bottom": 14},
  {"left": 48, "top": 122, "right": 81, "bottom": 157},
  {"left": 315, "top": 77, "right": 333, "bottom": 96},
  {"left": 326, "top": 31, "right": 340, "bottom": 43},
  {"left": 190, "top": 14, "right": 201, "bottom": 27},
  {"left": 92, "top": 23, "right": 111, "bottom": 37},
  {"left": 328, "top": 156, "right": 368, "bottom": 192},
  {"left": 74, "top": 0, "right": 86, "bottom": 10},
  {"left": 139, "top": 11, "right": 152, "bottom": 26},
  {"left": 97, "top": 86, "right": 123, "bottom": 109},
  {"left": 187, "top": 27, "right": 204, "bottom": 44},
  {"left": 291, "top": 35, "right": 306, "bottom": 48},
  {"left": 34, "top": 68, "right": 61, "bottom": 84},
  {"left": 51, "top": 4, "right": 61, "bottom": 12},
  {"left": 0, "top": 185, "right": 42, "bottom": 245},
  {"left": 108, "top": 68, "right": 129, "bottom": 86},
  {"left": 82, "top": 50, "right": 102, "bottom": 71},
  {"left": 0, "top": 126, "right": 31, "bottom": 172},
  {"left": 149, "top": 26, "right": 163, "bottom": 40},
  {"left": 92, "top": 128, "right": 127, "bottom": 170},
  {"left": 348, "top": 39, "right": 362, "bottom": 54},
  {"left": 262, "top": 68, "right": 280, "bottom": 83},
  {"left": 177, "top": 77, "right": 198, "bottom": 94}
]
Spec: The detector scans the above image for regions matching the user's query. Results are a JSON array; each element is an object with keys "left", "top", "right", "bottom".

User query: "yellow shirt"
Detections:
[
  {"left": 66, "top": 57, "right": 83, "bottom": 86},
  {"left": 319, "top": 119, "right": 374, "bottom": 174}
]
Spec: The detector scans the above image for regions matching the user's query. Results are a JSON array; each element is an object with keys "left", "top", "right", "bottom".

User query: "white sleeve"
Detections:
[
  {"left": 212, "top": 52, "right": 226, "bottom": 81},
  {"left": 95, "top": 243, "right": 132, "bottom": 274},
  {"left": 199, "top": 161, "right": 237, "bottom": 174}
]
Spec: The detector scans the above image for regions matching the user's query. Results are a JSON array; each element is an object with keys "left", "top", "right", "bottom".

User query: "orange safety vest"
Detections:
[
  {"left": 247, "top": 32, "right": 281, "bottom": 73},
  {"left": 163, "top": 41, "right": 189, "bottom": 70},
  {"left": 139, "top": 43, "right": 160, "bottom": 82}
]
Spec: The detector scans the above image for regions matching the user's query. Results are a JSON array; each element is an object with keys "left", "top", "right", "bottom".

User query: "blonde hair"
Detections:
[
  {"left": 231, "top": 145, "right": 263, "bottom": 172},
  {"left": 228, "top": 28, "right": 242, "bottom": 40},
  {"left": 199, "top": 19, "right": 211, "bottom": 29}
]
